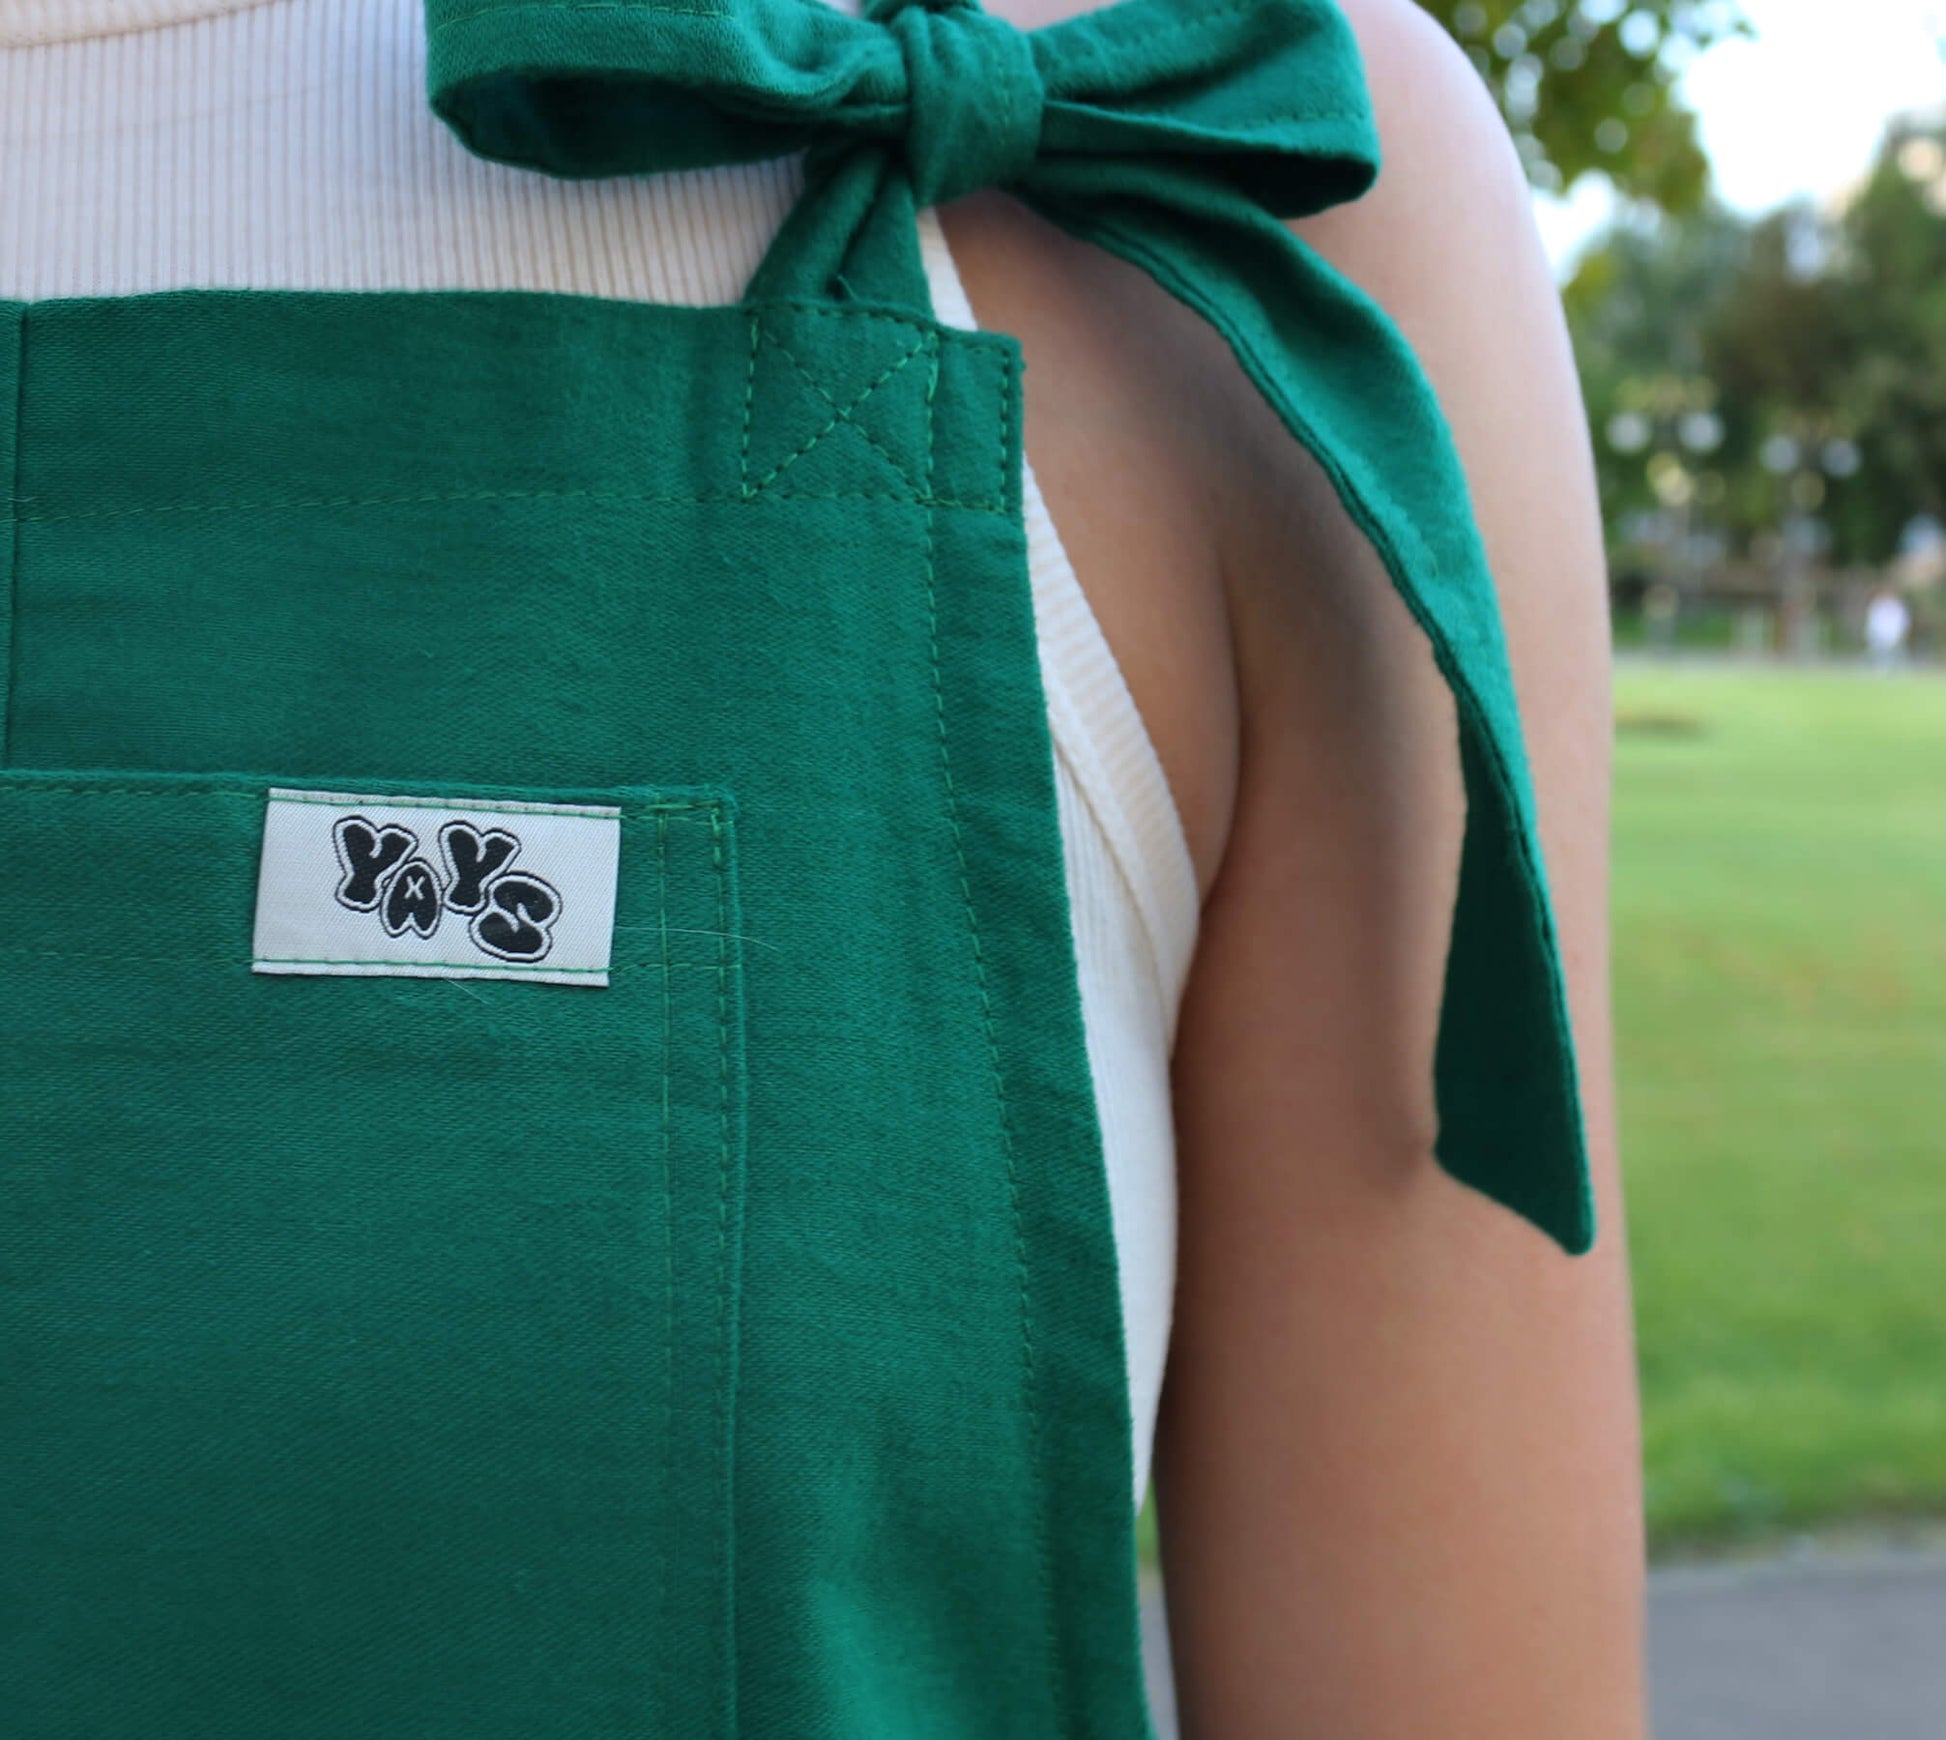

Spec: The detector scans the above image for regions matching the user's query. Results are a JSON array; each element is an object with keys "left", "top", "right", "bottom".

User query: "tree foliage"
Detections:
[
  {"left": 1835, "top": 127, "right": 1946, "bottom": 557},
  {"left": 1565, "top": 118, "right": 1946, "bottom": 568},
  {"left": 1416, "top": 0, "right": 1747, "bottom": 212}
]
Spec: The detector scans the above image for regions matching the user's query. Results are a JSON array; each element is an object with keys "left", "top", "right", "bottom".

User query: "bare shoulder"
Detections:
[
  {"left": 1320, "top": 0, "right": 1535, "bottom": 230},
  {"left": 946, "top": 0, "right": 1592, "bottom": 902},
  {"left": 1288, "top": 0, "right": 1608, "bottom": 694}
]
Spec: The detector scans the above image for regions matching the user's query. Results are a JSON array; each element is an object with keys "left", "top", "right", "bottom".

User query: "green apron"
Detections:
[{"left": 0, "top": 0, "right": 1592, "bottom": 1733}]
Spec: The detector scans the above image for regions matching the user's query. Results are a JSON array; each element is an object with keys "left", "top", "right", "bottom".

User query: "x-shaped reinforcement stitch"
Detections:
[{"left": 741, "top": 320, "right": 930, "bottom": 499}]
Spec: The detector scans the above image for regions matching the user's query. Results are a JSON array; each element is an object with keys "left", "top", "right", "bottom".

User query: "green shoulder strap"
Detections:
[{"left": 424, "top": 0, "right": 1597, "bottom": 1255}]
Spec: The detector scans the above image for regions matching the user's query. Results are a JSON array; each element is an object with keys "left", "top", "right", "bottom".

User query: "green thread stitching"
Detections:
[
  {"left": 759, "top": 325, "right": 922, "bottom": 498},
  {"left": 14, "top": 485, "right": 1004, "bottom": 522},
  {"left": 1001, "top": 346, "right": 1021, "bottom": 514},
  {"left": 0, "top": 783, "right": 720, "bottom": 815},
  {"left": 708, "top": 801, "right": 739, "bottom": 1725},
  {"left": 917, "top": 325, "right": 1062, "bottom": 1726},
  {"left": 749, "top": 299, "right": 1012, "bottom": 346},
  {"left": 744, "top": 331, "right": 928, "bottom": 497},
  {"left": 738, "top": 310, "right": 760, "bottom": 500},
  {"left": 655, "top": 810, "right": 677, "bottom": 1648}
]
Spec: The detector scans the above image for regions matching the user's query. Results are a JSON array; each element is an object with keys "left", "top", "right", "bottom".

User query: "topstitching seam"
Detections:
[
  {"left": 743, "top": 327, "right": 928, "bottom": 497},
  {"left": 758, "top": 325, "right": 922, "bottom": 498},
  {"left": 916, "top": 323, "right": 1064, "bottom": 1730},
  {"left": 0, "top": 784, "right": 722, "bottom": 813},
  {"left": 12, "top": 485, "right": 1004, "bottom": 522},
  {"left": 706, "top": 800, "right": 739, "bottom": 1737}
]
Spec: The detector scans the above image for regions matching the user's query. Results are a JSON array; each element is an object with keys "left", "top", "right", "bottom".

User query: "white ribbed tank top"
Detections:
[{"left": 0, "top": 0, "right": 1199, "bottom": 1500}]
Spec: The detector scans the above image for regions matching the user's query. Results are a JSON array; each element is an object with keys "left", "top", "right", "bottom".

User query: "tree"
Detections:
[
  {"left": 1565, "top": 113, "right": 1946, "bottom": 571},
  {"left": 1701, "top": 206, "right": 1865, "bottom": 558},
  {"left": 1563, "top": 204, "right": 1747, "bottom": 536},
  {"left": 1829, "top": 121, "right": 1946, "bottom": 559},
  {"left": 1416, "top": 0, "right": 1747, "bottom": 213}
]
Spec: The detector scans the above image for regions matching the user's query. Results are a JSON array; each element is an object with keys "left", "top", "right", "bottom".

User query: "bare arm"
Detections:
[
  {"left": 949, "top": 0, "right": 1642, "bottom": 1729},
  {"left": 1156, "top": 2, "right": 1642, "bottom": 1732}
]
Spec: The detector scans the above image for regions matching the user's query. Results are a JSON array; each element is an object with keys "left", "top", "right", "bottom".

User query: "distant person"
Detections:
[
  {"left": 1644, "top": 580, "right": 1682, "bottom": 653},
  {"left": 1866, "top": 586, "right": 1912, "bottom": 670}
]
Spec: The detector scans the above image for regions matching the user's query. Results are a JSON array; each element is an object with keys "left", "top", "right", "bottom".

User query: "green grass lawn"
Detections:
[
  {"left": 1616, "top": 663, "right": 1946, "bottom": 1547},
  {"left": 1139, "top": 663, "right": 1946, "bottom": 1568}
]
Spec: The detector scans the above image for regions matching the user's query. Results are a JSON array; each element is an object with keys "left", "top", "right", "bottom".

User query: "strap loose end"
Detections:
[
  {"left": 1033, "top": 166, "right": 1598, "bottom": 1255},
  {"left": 1440, "top": 728, "right": 1596, "bottom": 1255}
]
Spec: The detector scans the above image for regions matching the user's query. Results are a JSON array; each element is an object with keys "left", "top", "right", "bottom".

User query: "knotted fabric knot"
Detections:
[
  {"left": 423, "top": 0, "right": 1600, "bottom": 1252},
  {"left": 864, "top": 0, "right": 1045, "bottom": 206}
]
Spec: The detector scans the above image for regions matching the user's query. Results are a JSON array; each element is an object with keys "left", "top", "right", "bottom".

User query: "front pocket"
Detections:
[{"left": 0, "top": 768, "right": 744, "bottom": 1740}]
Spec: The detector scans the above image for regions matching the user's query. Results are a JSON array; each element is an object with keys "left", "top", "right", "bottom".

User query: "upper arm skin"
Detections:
[
  {"left": 1159, "top": 2, "right": 1643, "bottom": 1735},
  {"left": 949, "top": 0, "right": 1643, "bottom": 1731}
]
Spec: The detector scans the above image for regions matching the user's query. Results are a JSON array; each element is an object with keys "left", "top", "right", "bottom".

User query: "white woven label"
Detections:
[{"left": 252, "top": 788, "right": 621, "bottom": 987}]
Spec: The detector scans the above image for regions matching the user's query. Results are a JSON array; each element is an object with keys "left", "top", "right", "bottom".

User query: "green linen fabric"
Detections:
[
  {"left": 3, "top": 769, "right": 746, "bottom": 1737},
  {"left": 1, "top": 2, "right": 1596, "bottom": 1731},
  {"left": 426, "top": 0, "right": 1596, "bottom": 1253},
  {"left": 1, "top": 285, "right": 1144, "bottom": 1735}
]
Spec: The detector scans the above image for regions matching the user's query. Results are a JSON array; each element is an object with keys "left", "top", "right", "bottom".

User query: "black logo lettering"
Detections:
[
  {"left": 327, "top": 812, "right": 565, "bottom": 962},
  {"left": 333, "top": 818, "right": 417, "bottom": 912},
  {"left": 471, "top": 873, "right": 561, "bottom": 963},
  {"left": 438, "top": 820, "right": 521, "bottom": 915},
  {"left": 381, "top": 857, "right": 444, "bottom": 939}
]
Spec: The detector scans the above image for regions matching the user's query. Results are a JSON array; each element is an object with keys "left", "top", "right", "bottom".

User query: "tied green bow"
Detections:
[{"left": 426, "top": 0, "right": 1596, "bottom": 1254}]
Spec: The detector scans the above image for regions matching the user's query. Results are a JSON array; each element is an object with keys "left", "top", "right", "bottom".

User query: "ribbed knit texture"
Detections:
[{"left": 0, "top": 0, "right": 1199, "bottom": 1492}]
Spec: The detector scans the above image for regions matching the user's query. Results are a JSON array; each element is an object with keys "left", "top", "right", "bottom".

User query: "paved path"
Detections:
[
  {"left": 1645, "top": 1550, "right": 1946, "bottom": 1739},
  {"left": 1140, "top": 1548, "right": 1946, "bottom": 1737}
]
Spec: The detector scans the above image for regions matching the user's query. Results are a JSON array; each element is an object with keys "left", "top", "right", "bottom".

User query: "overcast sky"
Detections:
[{"left": 1533, "top": 0, "right": 1946, "bottom": 274}]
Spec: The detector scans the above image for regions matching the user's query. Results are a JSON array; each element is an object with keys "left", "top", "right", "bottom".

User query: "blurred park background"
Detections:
[{"left": 1433, "top": 0, "right": 1946, "bottom": 1554}]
